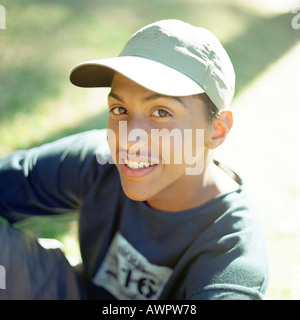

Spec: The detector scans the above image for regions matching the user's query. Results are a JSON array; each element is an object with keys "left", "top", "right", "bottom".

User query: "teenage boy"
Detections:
[{"left": 0, "top": 19, "right": 268, "bottom": 300}]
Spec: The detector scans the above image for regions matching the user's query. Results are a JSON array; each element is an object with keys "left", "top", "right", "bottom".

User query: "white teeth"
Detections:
[{"left": 125, "top": 159, "right": 156, "bottom": 169}]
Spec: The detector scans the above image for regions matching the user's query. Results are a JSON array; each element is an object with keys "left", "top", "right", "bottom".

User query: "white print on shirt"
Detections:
[{"left": 92, "top": 232, "right": 173, "bottom": 300}]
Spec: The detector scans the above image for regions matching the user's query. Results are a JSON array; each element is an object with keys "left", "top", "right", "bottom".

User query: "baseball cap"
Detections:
[{"left": 70, "top": 19, "right": 235, "bottom": 110}]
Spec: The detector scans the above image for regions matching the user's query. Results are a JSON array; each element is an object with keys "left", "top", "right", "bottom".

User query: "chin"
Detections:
[
  {"left": 123, "top": 190, "right": 151, "bottom": 202},
  {"left": 121, "top": 181, "right": 155, "bottom": 202}
]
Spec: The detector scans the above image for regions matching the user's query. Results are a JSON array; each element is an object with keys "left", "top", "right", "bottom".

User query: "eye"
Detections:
[
  {"left": 151, "top": 109, "right": 171, "bottom": 118},
  {"left": 110, "top": 106, "right": 128, "bottom": 115}
]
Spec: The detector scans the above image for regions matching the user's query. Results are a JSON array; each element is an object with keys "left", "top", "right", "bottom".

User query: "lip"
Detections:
[
  {"left": 121, "top": 163, "right": 158, "bottom": 178},
  {"left": 118, "top": 149, "right": 160, "bottom": 165}
]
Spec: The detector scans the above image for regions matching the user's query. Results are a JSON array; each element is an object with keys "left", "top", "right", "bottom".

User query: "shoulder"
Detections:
[
  {"left": 34, "top": 129, "right": 116, "bottom": 193},
  {"left": 33, "top": 129, "right": 112, "bottom": 165},
  {"left": 185, "top": 188, "right": 269, "bottom": 300},
  {"left": 40, "top": 129, "right": 109, "bottom": 155}
]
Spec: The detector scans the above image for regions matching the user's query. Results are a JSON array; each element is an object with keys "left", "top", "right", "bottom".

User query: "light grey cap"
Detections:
[{"left": 70, "top": 19, "right": 235, "bottom": 109}]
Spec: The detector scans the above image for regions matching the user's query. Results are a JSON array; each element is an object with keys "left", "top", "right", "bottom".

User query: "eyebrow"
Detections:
[
  {"left": 142, "top": 93, "right": 186, "bottom": 108},
  {"left": 108, "top": 91, "right": 187, "bottom": 108},
  {"left": 108, "top": 91, "right": 124, "bottom": 102}
]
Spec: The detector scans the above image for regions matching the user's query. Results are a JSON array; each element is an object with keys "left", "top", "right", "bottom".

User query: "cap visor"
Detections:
[{"left": 69, "top": 56, "right": 204, "bottom": 97}]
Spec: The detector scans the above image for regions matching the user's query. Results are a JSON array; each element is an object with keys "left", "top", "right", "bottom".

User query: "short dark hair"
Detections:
[{"left": 197, "top": 93, "right": 221, "bottom": 120}]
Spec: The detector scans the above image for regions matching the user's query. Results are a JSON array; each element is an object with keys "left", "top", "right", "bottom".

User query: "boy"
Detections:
[{"left": 0, "top": 19, "right": 268, "bottom": 300}]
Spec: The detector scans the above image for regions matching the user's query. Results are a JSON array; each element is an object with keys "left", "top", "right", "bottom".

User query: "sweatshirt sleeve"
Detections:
[{"left": 0, "top": 129, "right": 111, "bottom": 223}]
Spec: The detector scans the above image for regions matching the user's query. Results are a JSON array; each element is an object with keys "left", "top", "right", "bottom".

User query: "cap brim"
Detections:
[{"left": 69, "top": 56, "right": 204, "bottom": 97}]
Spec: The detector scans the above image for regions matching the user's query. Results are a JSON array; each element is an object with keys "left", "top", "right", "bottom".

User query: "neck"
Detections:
[
  {"left": 146, "top": 154, "right": 218, "bottom": 212},
  {"left": 146, "top": 154, "right": 240, "bottom": 212}
]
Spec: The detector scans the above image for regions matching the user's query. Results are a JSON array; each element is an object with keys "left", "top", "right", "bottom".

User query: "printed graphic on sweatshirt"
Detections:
[{"left": 92, "top": 232, "right": 173, "bottom": 300}]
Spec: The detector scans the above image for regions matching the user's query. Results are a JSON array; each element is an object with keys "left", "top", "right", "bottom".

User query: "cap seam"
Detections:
[{"left": 203, "top": 48, "right": 215, "bottom": 90}]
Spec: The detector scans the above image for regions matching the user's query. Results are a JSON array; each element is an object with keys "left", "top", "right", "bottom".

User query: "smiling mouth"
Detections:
[
  {"left": 120, "top": 158, "right": 159, "bottom": 177},
  {"left": 124, "top": 159, "right": 158, "bottom": 169}
]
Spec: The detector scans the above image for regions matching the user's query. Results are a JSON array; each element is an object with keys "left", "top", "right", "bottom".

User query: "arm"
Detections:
[{"left": 0, "top": 129, "right": 110, "bottom": 223}]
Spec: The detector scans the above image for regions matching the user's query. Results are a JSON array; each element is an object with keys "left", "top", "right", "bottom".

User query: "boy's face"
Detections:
[{"left": 107, "top": 73, "right": 214, "bottom": 205}]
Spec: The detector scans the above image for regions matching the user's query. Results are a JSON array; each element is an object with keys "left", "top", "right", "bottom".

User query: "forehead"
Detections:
[
  {"left": 110, "top": 73, "right": 186, "bottom": 107},
  {"left": 111, "top": 72, "right": 154, "bottom": 95},
  {"left": 110, "top": 73, "right": 199, "bottom": 104}
]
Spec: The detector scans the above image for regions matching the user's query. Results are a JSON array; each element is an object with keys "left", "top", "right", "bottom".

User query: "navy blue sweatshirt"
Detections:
[{"left": 0, "top": 130, "right": 268, "bottom": 299}]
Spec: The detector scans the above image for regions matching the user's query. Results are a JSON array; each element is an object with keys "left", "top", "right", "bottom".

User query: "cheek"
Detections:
[
  {"left": 155, "top": 128, "right": 205, "bottom": 167},
  {"left": 107, "top": 119, "right": 119, "bottom": 164},
  {"left": 150, "top": 129, "right": 184, "bottom": 165}
]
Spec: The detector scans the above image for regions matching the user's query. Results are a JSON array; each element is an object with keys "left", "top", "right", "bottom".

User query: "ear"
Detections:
[{"left": 206, "top": 110, "right": 233, "bottom": 149}]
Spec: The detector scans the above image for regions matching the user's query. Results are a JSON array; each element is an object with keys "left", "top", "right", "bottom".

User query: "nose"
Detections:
[{"left": 118, "top": 119, "right": 150, "bottom": 158}]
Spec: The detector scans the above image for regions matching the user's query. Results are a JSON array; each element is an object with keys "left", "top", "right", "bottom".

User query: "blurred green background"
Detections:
[{"left": 0, "top": 0, "right": 299, "bottom": 299}]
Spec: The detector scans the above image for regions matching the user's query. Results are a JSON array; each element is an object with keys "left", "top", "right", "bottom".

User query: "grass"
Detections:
[{"left": 0, "top": 0, "right": 299, "bottom": 299}]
